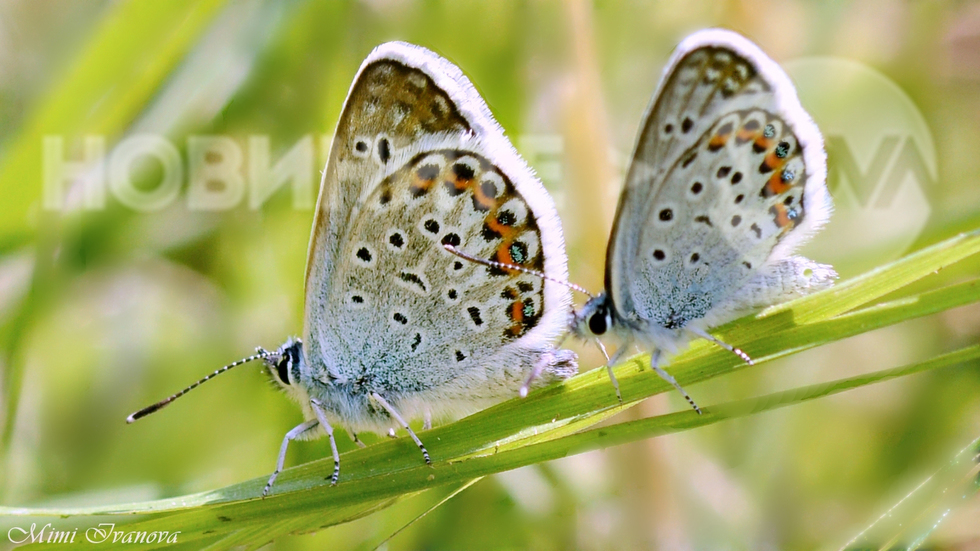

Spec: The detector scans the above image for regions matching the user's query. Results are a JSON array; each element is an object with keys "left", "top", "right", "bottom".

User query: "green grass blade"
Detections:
[
  {"left": 367, "top": 478, "right": 482, "bottom": 551},
  {"left": 36, "top": 343, "right": 975, "bottom": 551},
  {"left": 5, "top": 230, "right": 980, "bottom": 549},
  {"left": 838, "top": 434, "right": 980, "bottom": 551},
  {"left": 767, "top": 229, "right": 980, "bottom": 324}
]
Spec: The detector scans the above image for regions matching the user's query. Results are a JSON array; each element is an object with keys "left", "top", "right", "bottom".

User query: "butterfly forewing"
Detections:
[
  {"left": 306, "top": 58, "right": 470, "bottom": 292},
  {"left": 608, "top": 32, "right": 827, "bottom": 331}
]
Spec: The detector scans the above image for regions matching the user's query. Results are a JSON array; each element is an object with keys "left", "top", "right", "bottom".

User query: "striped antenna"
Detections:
[
  {"left": 443, "top": 244, "right": 595, "bottom": 299},
  {"left": 126, "top": 349, "right": 271, "bottom": 423}
]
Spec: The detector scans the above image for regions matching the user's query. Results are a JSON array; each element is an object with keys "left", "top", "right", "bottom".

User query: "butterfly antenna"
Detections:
[
  {"left": 686, "top": 326, "right": 754, "bottom": 365},
  {"left": 126, "top": 349, "right": 271, "bottom": 423},
  {"left": 443, "top": 244, "right": 595, "bottom": 298}
]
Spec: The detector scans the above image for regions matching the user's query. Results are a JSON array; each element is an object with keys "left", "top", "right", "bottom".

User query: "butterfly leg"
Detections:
[
  {"left": 370, "top": 392, "right": 432, "bottom": 465},
  {"left": 347, "top": 429, "right": 367, "bottom": 448},
  {"left": 686, "top": 326, "right": 753, "bottom": 365},
  {"left": 309, "top": 398, "right": 342, "bottom": 485},
  {"left": 264, "top": 418, "right": 319, "bottom": 496},
  {"left": 519, "top": 355, "right": 549, "bottom": 398},
  {"left": 650, "top": 350, "right": 702, "bottom": 415},
  {"left": 595, "top": 339, "right": 623, "bottom": 403}
]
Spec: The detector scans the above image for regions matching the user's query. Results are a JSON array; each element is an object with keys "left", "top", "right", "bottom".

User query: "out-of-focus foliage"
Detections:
[{"left": 1, "top": 1, "right": 979, "bottom": 550}]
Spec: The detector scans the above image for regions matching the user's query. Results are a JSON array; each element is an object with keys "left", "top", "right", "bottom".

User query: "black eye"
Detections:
[
  {"left": 588, "top": 311, "right": 608, "bottom": 335},
  {"left": 275, "top": 358, "right": 290, "bottom": 385}
]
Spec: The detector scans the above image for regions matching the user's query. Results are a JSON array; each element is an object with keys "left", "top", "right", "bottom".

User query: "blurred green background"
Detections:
[{"left": 1, "top": 1, "right": 979, "bottom": 549}]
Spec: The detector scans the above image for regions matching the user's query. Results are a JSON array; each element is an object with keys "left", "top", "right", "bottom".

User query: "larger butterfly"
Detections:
[
  {"left": 128, "top": 42, "right": 576, "bottom": 495},
  {"left": 572, "top": 29, "right": 836, "bottom": 407}
]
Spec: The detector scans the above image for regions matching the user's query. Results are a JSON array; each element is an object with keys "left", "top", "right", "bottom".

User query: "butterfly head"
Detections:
[
  {"left": 572, "top": 293, "right": 613, "bottom": 338},
  {"left": 262, "top": 337, "right": 305, "bottom": 390}
]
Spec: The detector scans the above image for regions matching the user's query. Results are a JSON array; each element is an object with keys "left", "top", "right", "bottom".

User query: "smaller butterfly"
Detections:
[
  {"left": 571, "top": 29, "right": 836, "bottom": 408},
  {"left": 128, "top": 41, "right": 577, "bottom": 495}
]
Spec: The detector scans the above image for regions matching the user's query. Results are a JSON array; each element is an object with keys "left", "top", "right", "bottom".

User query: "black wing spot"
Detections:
[
  {"left": 784, "top": 196, "right": 795, "bottom": 205},
  {"left": 441, "top": 233, "right": 460, "bottom": 247},
  {"left": 522, "top": 297, "right": 536, "bottom": 318},
  {"left": 731, "top": 215, "right": 742, "bottom": 227},
  {"left": 497, "top": 210, "right": 516, "bottom": 226},
  {"left": 389, "top": 232, "right": 404, "bottom": 248},
  {"left": 735, "top": 194, "right": 744, "bottom": 204},
  {"left": 690, "top": 253, "right": 700, "bottom": 264},
  {"left": 377, "top": 138, "right": 391, "bottom": 163},
  {"left": 356, "top": 247, "right": 372, "bottom": 262},
  {"left": 775, "top": 141, "right": 790, "bottom": 158},
  {"left": 731, "top": 172, "right": 743, "bottom": 184},
  {"left": 393, "top": 312, "right": 408, "bottom": 325},
  {"left": 411, "top": 333, "right": 422, "bottom": 352},
  {"left": 379, "top": 186, "right": 392, "bottom": 205},
  {"left": 448, "top": 289, "right": 458, "bottom": 300},
  {"left": 455, "top": 350, "right": 466, "bottom": 362},
  {"left": 510, "top": 241, "right": 529, "bottom": 264},
  {"left": 751, "top": 223, "right": 762, "bottom": 238},
  {"left": 351, "top": 295, "right": 364, "bottom": 304},
  {"left": 717, "top": 166, "right": 731, "bottom": 178},
  {"left": 431, "top": 98, "right": 446, "bottom": 118},
  {"left": 423, "top": 219, "right": 440, "bottom": 234},
  {"left": 453, "top": 162, "right": 475, "bottom": 180},
  {"left": 482, "top": 222, "right": 502, "bottom": 242},
  {"left": 467, "top": 306, "right": 483, "bottom": 326},
  {"left": 694, "top": 215, "right": 712, "bottom": 226},
  {"left": 653, "top": 249, "right": 666, "bottom": 261},
  {"left": 355, "top": 141, "right": 368, "bottom": 152},
  {"left": 398, "top": 272, "right": 427, "bottom": 292},
  {"left": 664, "top": 123, "right": 674, "bottom": 133},
  {"left": 743, "top": 261, "right": 752, "bottom": 269},
  {"left": 659, "top": 208, "right": 673, "bottom": 221},
  {"left": 681, "top": 117, "right": 693, "bottom": 133},
  {"left": 517, "top": 281, "right": 534, "bottom": 293},
  {"left": 691, "top": 181, "right": 703, "bottom": 194},
  {"left": 453, "top": 261, "right": 463, "bottom": 270}
]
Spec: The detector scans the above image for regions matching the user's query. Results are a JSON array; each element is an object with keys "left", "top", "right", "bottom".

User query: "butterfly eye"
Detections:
[
  {"left": 588, "top": 311, "right": 608, "bottom": 336},
  {"left": 275, "top": 358, "right": 291, "bottom": 385}
]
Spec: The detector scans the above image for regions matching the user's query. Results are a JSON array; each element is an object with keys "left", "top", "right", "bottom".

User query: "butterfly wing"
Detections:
[
  {"left": 607, "top": 29, "right": 831, "bottom": 337},
  {"left": 303, "top": 42, "right": 573, "bottom": 430}
]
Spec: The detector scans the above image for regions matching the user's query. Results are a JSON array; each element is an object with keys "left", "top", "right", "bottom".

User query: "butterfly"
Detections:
[
  {"left": 571, "top": 29, "right": 836, "bottom": 408},
  {"left": 128, "top": 41, "right": 577, "bottom": 495}
]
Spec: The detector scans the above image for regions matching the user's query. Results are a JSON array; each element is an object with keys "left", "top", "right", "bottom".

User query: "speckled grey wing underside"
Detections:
[
  {"left": 304, "top": 56, "right": 568, "bottom": 406},
  {"left": 608, "top": 44, "right": 818, "bottom": 330}
]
